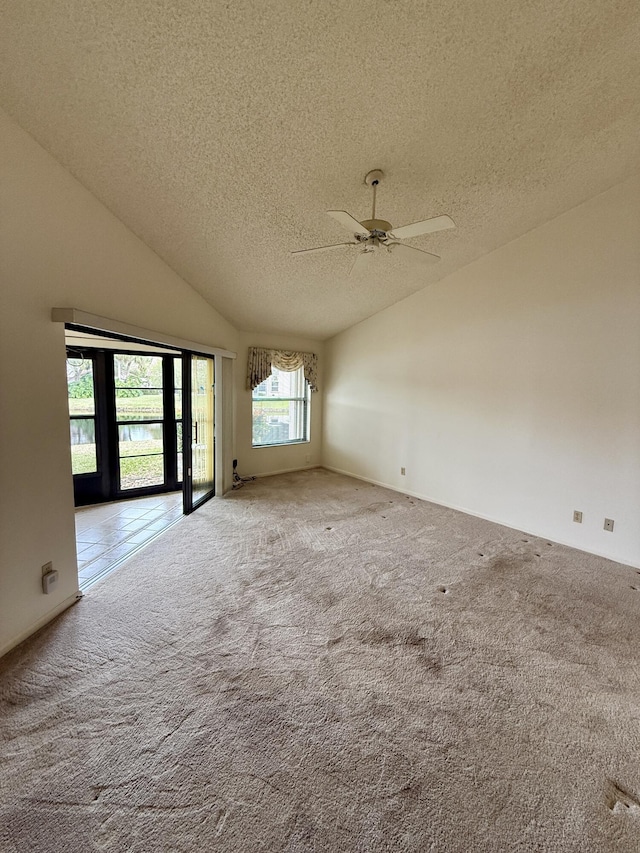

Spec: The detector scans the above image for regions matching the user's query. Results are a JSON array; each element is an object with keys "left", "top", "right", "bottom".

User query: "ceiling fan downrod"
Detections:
[
  {"left": 360, "top": 170, "right": 392, "bottom": 238},
  {"left": 365, "top": 169, "right": 384, "bottom": 221}
]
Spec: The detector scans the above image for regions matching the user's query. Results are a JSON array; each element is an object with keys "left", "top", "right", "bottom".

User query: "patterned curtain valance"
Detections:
[{"left": 247, "top": 347, "right": 318, "bottom": 392}]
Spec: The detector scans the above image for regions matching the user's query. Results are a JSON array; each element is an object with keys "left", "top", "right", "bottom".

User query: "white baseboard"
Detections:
[
  {"left": 323, "top": 465, "right": 639, "bottom": 570},
  {"left": 0, "top": 592, "right": 82, "bottom": 659},
  {"left": 251, "top": 464, "right": 320, "bottom": 479}
]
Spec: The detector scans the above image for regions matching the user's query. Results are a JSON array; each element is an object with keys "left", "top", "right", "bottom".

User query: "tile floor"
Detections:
[{"left": 75, "top": 492, "right": 183, "bottom": 589}]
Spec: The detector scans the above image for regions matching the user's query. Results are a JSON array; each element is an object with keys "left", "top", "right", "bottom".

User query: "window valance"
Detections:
[{"left": 247, "top": 347, "right": 318, "bottom": 392}]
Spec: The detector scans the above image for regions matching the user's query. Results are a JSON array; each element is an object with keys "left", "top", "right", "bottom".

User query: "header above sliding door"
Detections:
[{"left": 52, "top": 308, "right": 236, "bottom": 360}]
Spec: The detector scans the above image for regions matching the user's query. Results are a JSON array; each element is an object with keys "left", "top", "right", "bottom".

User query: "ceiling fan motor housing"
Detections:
[{"left": 359, "top": 219, "right": 393, "bottom": 239}]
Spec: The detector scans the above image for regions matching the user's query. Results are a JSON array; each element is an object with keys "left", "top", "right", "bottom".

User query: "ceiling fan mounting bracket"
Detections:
[{"left": 364, "top": 169, "right": 384, "bottom": 187}]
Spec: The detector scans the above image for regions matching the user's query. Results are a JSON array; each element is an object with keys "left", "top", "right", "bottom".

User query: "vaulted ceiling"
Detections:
[{"left": 2, "top": 1, "right": 639, "bottom": 339}]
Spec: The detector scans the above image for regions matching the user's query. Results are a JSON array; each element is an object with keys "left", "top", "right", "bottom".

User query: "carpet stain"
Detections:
[
  {"left": 358, "top": 626, "right": 428, "bottom": 649},
  {"left": 417, "top": 654, "right": 444, "bottom": 675},
  {"left": 488, "top": 553, "right": 534, "bottom": 574}
]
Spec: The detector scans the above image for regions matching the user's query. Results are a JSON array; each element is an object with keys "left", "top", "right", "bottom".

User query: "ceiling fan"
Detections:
[{"left": 292, "top": 170, "right": 455, "bottom": 275}]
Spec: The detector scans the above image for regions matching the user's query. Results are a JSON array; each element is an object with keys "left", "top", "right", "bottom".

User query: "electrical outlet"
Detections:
[
  {"left": 604, "top": 518, "right": 614, "bottom": 532},
  {"left": 41, "top": 561, "right": 53, "bottom": 577},
  {"left": 305, "top": 454, "right": 311, "bottom": 463},
  {"left": 573, "top": 511, "right": 582, "bottom": 523},
  {"left": 400, "top": 467, "right": 406, "bottom": 476}
]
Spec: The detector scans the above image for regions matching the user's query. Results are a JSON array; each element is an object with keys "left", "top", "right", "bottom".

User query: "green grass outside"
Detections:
[
  {"left": 68, "top": 393, "right": 181, "bottom": 419},
  {"left": 71, "top": 445, "right": 98, "bottom": 475},
  {"left": 118, "top": 439, "right": 164, "bottom": 458},
  {"left": 71, "top": 440, "right": 165, "bottom": 488},
  {"left": 252, "top": 400, "right": 290, "bottom": 417}
]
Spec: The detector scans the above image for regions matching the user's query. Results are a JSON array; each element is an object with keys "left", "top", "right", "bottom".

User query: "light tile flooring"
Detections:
[{"left": 75, "top": 492, "right": 183, "bottom": 589}]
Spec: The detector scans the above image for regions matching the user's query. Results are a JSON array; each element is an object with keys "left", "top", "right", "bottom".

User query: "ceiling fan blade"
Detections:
[
  {"left": 349, "top": 248, "right": 374, "bottom": 277},
  {"left": 387, "top": 214, "right": 455, "bottom": 240},
  {"left": 388, "top": 242, "right": 440, "bottom": 266},
  {"left": 291, "top": 241, "right": 356, "bottom": 255},
  {"left": 327, "top": 210, "right": 371, "bottom": 236}
]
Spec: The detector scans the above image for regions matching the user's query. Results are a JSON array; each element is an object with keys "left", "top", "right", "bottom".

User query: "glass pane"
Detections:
[
  {"left": 113, "top": 354, "right": 164, "bottom": 387},
  {"left": 252, "top": 400, "right": 305, "bottom": 445},
  {"left": 69, "top": 418, "right": 97, "bottom": 474},
  {"left": 119, "top": 454, "right": 165, "bottom": 490},
  {"left": 114, "top": 354, "right": 164, "bottom": 421},
  {"left": 253, "top": 366, "right": 305, "bottom": 399},
  {"left": 118, "top": 423, "right": 164, "bottom": 456},
  {"left": 191, "top": 355, "right": 215, "bottom": 503},
  {"left": 116, "top": 389, "right": 164, "bottom": 422},
  {"left": 176, "top": 421, "right": 183, "bottom": 482},
  {"left": 174, "top": 356, "right": 183, "bottom": 418},
  {"left": 67, "top": 358, "right": 95, "bottom": 416}
]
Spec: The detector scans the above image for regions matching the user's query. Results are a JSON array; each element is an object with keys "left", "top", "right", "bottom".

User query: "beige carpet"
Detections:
[{"left": 1, "top": 469, "right": 640, "bottom": 852}]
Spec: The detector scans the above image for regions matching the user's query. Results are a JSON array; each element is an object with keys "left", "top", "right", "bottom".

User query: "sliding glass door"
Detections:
[
  {"left": 67, "top": 343, "right": 217, "bottom": 513},
  {"left": 183, "top": 354, "right": 215, "bottom": 512},
  {"left": 67, "top": 348, "right": 182, "bottom": 506}
]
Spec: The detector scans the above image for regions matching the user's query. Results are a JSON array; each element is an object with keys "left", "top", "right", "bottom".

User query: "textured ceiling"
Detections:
[{"left": 1, "top": 1, "right": 639, "bottom": 340}]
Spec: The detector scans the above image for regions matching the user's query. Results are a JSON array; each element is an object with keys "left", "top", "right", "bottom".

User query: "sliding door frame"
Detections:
[
  {"left": 182, "top": 353, "right": 218, "bottom": 514},
  {"left": 61, "top": 319, "right": 233, "bottom": 513},
  {"left": 67, "top": 347, "right": 182, "bottom": 505}
]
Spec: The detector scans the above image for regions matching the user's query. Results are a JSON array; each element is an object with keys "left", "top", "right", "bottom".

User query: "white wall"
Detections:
[
  {"left": 236, "top": 332, "right": 324, "bottom": 478},
  {"left": 323, "top": 176, "right": 640, "bottom": 567},
  {"left": 0, "top": 109, "right": 239, "bottom": 655}
]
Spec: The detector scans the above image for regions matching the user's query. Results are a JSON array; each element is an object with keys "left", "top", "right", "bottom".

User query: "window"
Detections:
[
  {"left": 252, "top": 365, "right": 310, "bottom": 446},
  {"left": 67, "top": 355, "right": 98, "bottom": 475}
]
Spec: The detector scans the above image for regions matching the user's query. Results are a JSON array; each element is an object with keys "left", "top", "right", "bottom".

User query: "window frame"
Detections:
[
  {"left": 67, "top": 352, "right": 100, "bottom": 478},
  {"left": 113, "top": 353, "right": 167, "bottom": 493}
]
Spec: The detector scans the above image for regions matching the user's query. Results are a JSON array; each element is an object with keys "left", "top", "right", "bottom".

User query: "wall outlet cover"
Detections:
[{"left": 42, "top": 569, "right": 58, "bottom": 594}]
